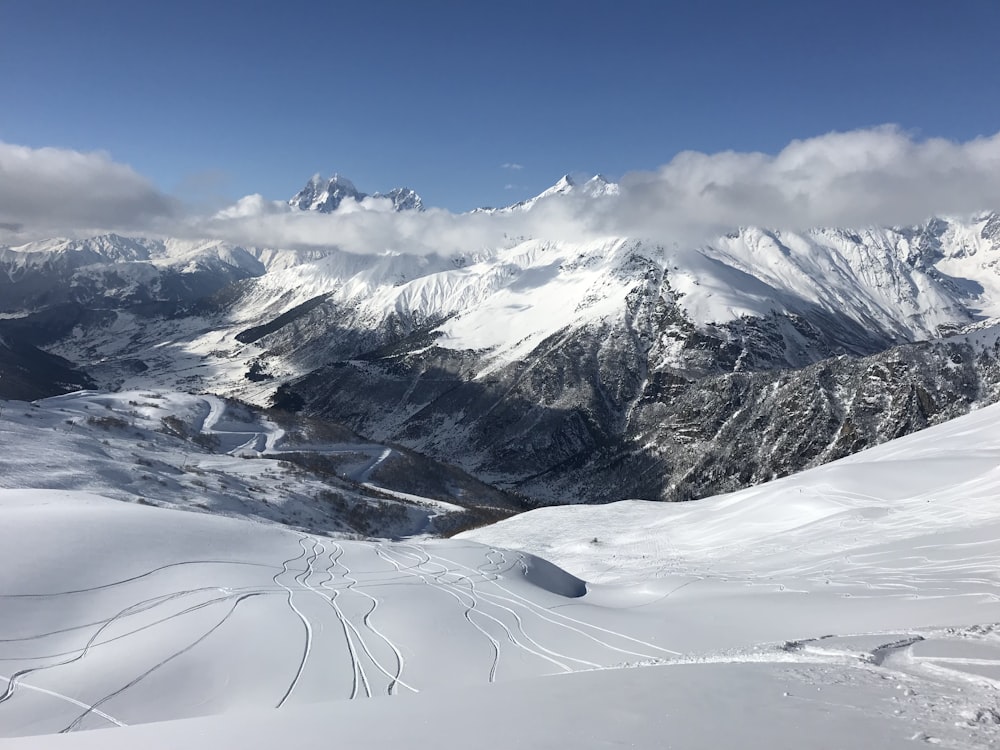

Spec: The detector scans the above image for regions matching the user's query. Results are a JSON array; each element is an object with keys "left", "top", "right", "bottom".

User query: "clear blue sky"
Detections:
[{"left": 2, "top": 0, "right": 999, "bottom": 212}]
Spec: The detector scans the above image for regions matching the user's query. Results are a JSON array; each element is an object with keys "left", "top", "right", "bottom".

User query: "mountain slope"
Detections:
[
  {"left": 0, "top": 334, "right": 94, "bottom": 401},
  {"left": 3, "top": 395, "right": 1000, "bottom": 745},
  {"left": 3, "top": 203, "right": 1000, "bottom": 502},
  {"left": 0, "top": 390, "right": 522, "bottom": 536}
]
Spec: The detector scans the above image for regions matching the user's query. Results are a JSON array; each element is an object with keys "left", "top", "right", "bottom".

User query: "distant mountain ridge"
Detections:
[
  {"left": 288, "top": 171, "right": 619, "bottom": 215},
  {"left": 3, "top": 172, "right": 1000, "bottom": 504}
]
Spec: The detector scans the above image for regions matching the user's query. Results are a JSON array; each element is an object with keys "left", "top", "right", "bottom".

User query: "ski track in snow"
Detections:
[
  {"left": 322, "top": 541, "right": 417, "bottom": 695},
  {"left": 60, "top": 593, "right": 262, "bottom": 733},
  {"left": 0, "top": 676, "right": 125, "bottom": 730},
  {"left": 409, "top": 549, "right": 586, "bottom": 672},
  {"left": 271, "top": 537, "right": 313, "bottom": 708},
  {"left": 373, "top": 544, "right": 503, "bottom": 683},
  {"left": 380, "top": 544, "right": 551, "bottom": 678},
  {"left": 425, "top": 546, "right": 675, "bottom": 665},
  {"left": 442, "top": 549, "right": 681, "bottom": 661},
  {"left": 303, "top": 539, "right": 370, "bottom": 700},
  {"left": 5, "top": 525, "right": 678, "bottom": 735}
]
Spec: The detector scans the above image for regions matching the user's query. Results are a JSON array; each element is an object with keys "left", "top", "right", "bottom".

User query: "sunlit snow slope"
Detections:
[
  {"left": 2, "top": 401, "right": 1000, "bottom": 747},
  {"left": 0, "top": 492, "right": 674, "bottom": 736}
]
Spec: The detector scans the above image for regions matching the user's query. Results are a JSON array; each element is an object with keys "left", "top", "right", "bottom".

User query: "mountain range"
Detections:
[
  {"left": 289, "top": 174, "right": 425, "bottom": 212},
  {"left": 2, "top": 174, "right": 1000, "bottom": 505}
]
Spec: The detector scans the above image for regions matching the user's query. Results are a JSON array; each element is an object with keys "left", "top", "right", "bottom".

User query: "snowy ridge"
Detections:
[
  {"left": 186, "top": 216, "right": 995, "bottom": 385},
  {"left": 227, "top": 221, "right": 985, "bottom": 375},
  {"left": 463, "top": 398, "right": 1000, "bottom": 584}
]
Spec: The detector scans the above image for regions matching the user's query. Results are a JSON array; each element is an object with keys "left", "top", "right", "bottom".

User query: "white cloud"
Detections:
[
  {"left": 213, "top": 194, "right": 283, "bottom": 219},
  {"left": 193, "top": 126, "right": 1000, "bottom": 256},
  {"left": 0, "top": 142, "right": 175, "bottom": 241},
  {"left": 501, "top": 162, "right": 524, "bottom": 170},
  {"left": 611, "top": 126, "right": 1000, "bottom": 237},
  {"left": 4, "top": 127, "right": 1000, "bottom": 255}
]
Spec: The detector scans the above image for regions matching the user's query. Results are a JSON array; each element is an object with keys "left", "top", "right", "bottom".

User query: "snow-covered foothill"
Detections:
[{"left": 0, "top": 390, "right": 491, "bottom": 536}]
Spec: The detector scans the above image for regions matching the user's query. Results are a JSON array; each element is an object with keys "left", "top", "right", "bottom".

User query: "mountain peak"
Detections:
[
  {"left": 327, "top": 173, "right": 358, "bottom": 192},
  {"left": 372, "top": 187, "right": 425, "bottom": 212},
  {"left": 533, "top": 175, "right": 577, "bottom": 201},
  {"left": 289, "top": 174, "right": 423, "bottom": 213},
  {"left": 582, "top": 173, "right": 620, "bottom": 197}
]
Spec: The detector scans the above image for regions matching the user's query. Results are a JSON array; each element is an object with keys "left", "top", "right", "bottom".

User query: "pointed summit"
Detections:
[
  {"left": 536, "top": 175, "right": 576, "bottom": 200},
  {"left": 582, "top": 174, "right": 620, "bottom": 197},
  {"left": 486, "top": 173, "right": 620, "bottom": 213},
  {"left": 289, "top": 174, "right": 423, "bottom": 213},
  {"left": 372, "top": 187, "right": 425, "bottom": 212}
]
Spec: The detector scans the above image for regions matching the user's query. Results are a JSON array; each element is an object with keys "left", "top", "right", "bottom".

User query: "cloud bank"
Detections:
[
  {"left": 614, "top": 126, "right": 1000, "bottom": 236},
  {"left": 0, "top": 142, "right": 176, "bottom": 240},
  {"left": 3, "top": 126, "right": 1000, "bottom": 253}
]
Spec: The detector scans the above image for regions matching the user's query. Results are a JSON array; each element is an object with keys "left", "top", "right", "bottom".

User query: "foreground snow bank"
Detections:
[
  {"left": 0, "top": 490, "right": 677, "bottom": 737},
  {"left": 3, "top": 658, "right": 967, "bottom": 750}
]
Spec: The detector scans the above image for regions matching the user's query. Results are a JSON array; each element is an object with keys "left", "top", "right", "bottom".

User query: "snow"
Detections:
[
  {"left": 0, "top": 491, "right": 680, "bottom": 736},
  {"left": 489, "top": 173, "right": 621, "bottom": 212},
  {"left": 432, "top": 238, "right": 634, "bottom": 368},
  {"left": 0, "top": 390, "right": 462, "bottom": 536},
  {"left": 14, "top": 212, "right": 1000, "bottom": 404},
  {"left": 5, "top": 209, "right": 1000, "bottom": 746},
  {"left": 1, "top": 660, "right": 967, "bottom": 750},
  {"left": 1, "top": 395, "right": 1000, "bottom": 746}
]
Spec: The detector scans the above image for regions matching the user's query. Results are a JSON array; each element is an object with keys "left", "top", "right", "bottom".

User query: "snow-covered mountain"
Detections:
[
  {"left": 6, "top": 172, "right": 1000, "bottom": 746},
  {"left": 288, "top": 174, "right": 424, "bottom": 212},
  {"left": 476, "top": 173, "right": 620, "bottom": 213},
  {"left": 0, "top": 234, "right": 264, "bottom": 314},
  {"left": 3, "top": 179, "right": 1000, "bottom": 503}
]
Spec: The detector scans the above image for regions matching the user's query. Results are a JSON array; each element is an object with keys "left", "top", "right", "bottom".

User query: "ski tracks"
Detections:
[
  {"left": 323, "top": 542, "right": 417, "bottom": 695},
  {"left": 389, "top": 543, "right": 680, "bottom": 673},
  {"left": 437, "top": 548, "right": 682, "bottom": 660},
  {"left": 272, "top": 536, "right": 314, "bottom": 708},
  {"left": 292, "top": 537, "right": 417, "bottom": 699},
  {"left": 375, "top": 542, "right": 669, "bottom": 679},
  {"left": 1, "top": 533, "right": 684, "bottom": 734},
  {"left": 375, "top": 544, "right": 503, "bottom": 683}
]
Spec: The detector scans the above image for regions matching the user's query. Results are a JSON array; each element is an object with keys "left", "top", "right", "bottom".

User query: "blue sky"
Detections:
[{"left": 2, "top": 0, "right": 999, "bottom": 212}]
